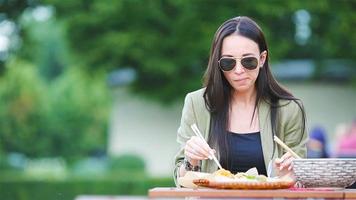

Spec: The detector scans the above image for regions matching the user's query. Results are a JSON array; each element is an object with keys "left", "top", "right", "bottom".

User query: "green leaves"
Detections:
[
  {"left": 0, "top": 59, "right": 49, "bottom": 157},
  {"left": 0, "top": 60, "right": 110, "bottom": 159},
  {"left": 47, "top": 68, "right": 110, "bottom": 159},
  {"left": 37, "top": 0, "right": 356, "bottom": 102}
]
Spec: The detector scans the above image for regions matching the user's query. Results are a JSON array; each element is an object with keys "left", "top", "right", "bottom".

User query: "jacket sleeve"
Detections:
[
  {"left": 173, "top": 93, "right": 197, "bottom": 187},
  {"left": 282, "top": 100, "right": 308, "bottom": 158}
]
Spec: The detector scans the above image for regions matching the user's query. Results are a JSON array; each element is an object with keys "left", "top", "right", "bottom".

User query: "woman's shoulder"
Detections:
[
  {"left": 277, "top": 99, "right": 305, "bottom": 123},
  {"left": 260, "top": 98, "right": 303, "bottom": 113},
  {"left": 278, "top": 98, "right": 304, "bottom": 112},
  {"left": 186, "top": 88, "right": 206, "bottom": 100},
  {"left": 184, "top": 88, "right": 208, "bottom": 112}
]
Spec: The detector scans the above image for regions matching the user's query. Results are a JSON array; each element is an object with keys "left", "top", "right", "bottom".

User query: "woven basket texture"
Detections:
[{"left": 293, "top": 159, "right": 356, "bottom": 188}]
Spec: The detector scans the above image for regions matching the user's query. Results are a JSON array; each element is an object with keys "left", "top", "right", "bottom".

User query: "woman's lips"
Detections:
[{"left": 234, "top": 78, "right": 247, "bottom": 82}]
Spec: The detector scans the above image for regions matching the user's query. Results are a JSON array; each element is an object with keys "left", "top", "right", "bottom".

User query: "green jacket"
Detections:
[{"left": 173, "top": 88, "right": 308, "bottom": 186}]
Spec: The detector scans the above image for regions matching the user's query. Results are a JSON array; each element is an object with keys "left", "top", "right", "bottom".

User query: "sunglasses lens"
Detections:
[
  {"left": 241, "top": 57, "right": 258, "bottom": 70},
  {"left": 219, "top": 58, "right": 236, "bottom": 71}
]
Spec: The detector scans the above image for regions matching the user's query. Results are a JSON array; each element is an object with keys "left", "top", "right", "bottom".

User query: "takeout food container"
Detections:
[
  {"left": 177, "top": 171, "right": 211, "bottom": 188},
  {"left": 293, "top": 158, "right": 356, "bottom": 188},
  {"left": 193, "top": 178, "right": 294, "bottom": 189},
  {"left": 178, "top": 168, "right": 295, "bottom": 190}
]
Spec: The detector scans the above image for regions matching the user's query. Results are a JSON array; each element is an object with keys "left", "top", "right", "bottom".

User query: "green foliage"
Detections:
[
  {"left": 42, "top": 0, "right": 356, "bottom": 102},
  {"left": 19, "top": 11, "right": 69, "bottom": 81},
  {"left": 0, "top": 176, "right": 174, "bottom": 200},
  {"left": 0, "top": 0, "right": 41, "bottom": 73},
  {"left": 0, "top": 0, "right": 35, "bottom": 20},
  {"left": 0, "top": 59, "right": 110, "bottom": 159},
  {"left": 0, "top": 60, "right": 50, "bottom": 157},
  {"left": 109, "top": 154, "right": 146, "bottom": 172},
  {"left": 47, "top": 68, "right": 110, "bottom": 159}
]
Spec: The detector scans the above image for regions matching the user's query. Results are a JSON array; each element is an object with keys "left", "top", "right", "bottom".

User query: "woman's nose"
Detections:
[{"left": 234, "top": 62, "right": 244, "bottom": 74}]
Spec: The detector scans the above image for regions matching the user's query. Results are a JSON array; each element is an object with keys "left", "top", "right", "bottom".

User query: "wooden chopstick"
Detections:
[
  {"left": 273, "top": 135, "right": 302, "bottom": 159},
  {"left": 190, "top": 124, "right": 223, "bottom": 170}
]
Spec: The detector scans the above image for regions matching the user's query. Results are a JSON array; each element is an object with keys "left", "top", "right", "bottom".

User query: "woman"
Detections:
[{"left": 174, "top": 16, "right": 308, "bottom": 185}]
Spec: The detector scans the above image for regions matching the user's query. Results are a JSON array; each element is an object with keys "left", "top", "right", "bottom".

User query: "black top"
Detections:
[{"left": 221, "top": 131, "right": 267, "bottom": 175}]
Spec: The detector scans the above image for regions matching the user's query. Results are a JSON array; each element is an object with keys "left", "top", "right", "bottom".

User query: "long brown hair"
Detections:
[{"left": 203, "top": 16, "right": 306, "bottom": 168}]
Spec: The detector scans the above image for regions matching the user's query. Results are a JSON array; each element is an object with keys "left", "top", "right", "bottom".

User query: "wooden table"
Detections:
[
  {"left": 149, "top": 187, "right": 356, "bottom": 199},
  {"left": 345, "top": 189, "right": 356, "bottom": 199}
]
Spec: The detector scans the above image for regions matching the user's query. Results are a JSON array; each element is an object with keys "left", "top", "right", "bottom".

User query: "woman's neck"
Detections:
[{"left": 231, "top": 87, "right": 257, "bottom": 106}]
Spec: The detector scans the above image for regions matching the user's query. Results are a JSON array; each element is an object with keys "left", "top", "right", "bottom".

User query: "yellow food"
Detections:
[
  {"left": 213, "top": 169, "right": 235, "bottom": 178},
  {"left": 234, "top": 172, "right": 246, "bottom": 179},
  {"left": 255, "top": 174, "right": 268, "bottom": 182},
  {"left": 212, "top": 168, "right": 270, "bottom": 182}
]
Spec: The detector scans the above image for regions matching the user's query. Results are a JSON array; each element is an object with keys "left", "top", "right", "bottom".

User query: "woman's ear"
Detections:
[{"left": 260, "top": 50, "right": 267, "bottom": 68}]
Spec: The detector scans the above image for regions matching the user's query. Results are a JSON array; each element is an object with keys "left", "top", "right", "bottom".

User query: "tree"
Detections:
[
  {"left": 0, "top": 60, "right": 110, "bottom": 159},
  {"left": 0, "top": 0, "right": 39, "bottom": 73},
  {"left": 22, "top": 0, "right": 356, "bottom": 101},
  {"left": 0, "top": 60, "right": 50, "bottom": 157}
]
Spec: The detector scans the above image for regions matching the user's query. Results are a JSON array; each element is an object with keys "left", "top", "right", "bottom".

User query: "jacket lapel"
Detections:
[{"left": 258, "top": 100, "right": 276, "bottom": 173}]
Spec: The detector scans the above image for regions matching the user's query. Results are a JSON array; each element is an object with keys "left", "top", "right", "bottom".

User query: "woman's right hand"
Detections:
[{"left": 184, "top": 136, "right": 215, "bottom": 166}]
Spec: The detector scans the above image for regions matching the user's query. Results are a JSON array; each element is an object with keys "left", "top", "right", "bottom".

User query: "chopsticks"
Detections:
[
  {"left": 273, "top": 135, "right": 302, "bottom": 159},
  {"left": 190, "top": 123, "right": 223, "bottom": 170}
]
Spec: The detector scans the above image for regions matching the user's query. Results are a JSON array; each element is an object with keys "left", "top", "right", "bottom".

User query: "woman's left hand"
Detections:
[{"left": 275, "top": 152, "right": 294, "bottom": 171}]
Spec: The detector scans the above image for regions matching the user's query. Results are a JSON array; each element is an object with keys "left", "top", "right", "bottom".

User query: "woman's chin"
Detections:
[{"left": 232, "top": 84, "right": 253, "bottom": 92}]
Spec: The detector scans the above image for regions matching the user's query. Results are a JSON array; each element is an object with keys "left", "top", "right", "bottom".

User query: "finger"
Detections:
[
  {"left": 288, "top": 161, "right": 294, "bottom": 171},
  {"left": 275, "top": 152, "right": 292, "bottom": 168},
  {"left": 187, "top": 142, "right": 211, "bottom": 159},
  {"left": 210, "top": 149, "right": 217, "bottom": 156},
  {"left": 282, "top": 156, "right": 294, "bottom": 170},
  {"left": 276, "top": 152, "right": 292, "bottom": 166},
  {"left": 189, "top": 137, "right": 213, "bottom": 158},
  {"left": 280, "top": 156, "right": 294, "bottom": 170},
  {"left": 185, "top": 140, "right": 209, "bottom": 159},
  {"left": 185, "top": 149, "right": 207, "bottom": 160},
  {"left": 184, "top": 144, "right": 203, "bottom": 158},
  {"left": 191, "top": 136, "right": 214, "bottom": 156},
  {"left": 275, "top": 158, "right": 282, "bottom": 164},
  {"left": 280, "top": 152, "right": 292, "bottom": 161}
]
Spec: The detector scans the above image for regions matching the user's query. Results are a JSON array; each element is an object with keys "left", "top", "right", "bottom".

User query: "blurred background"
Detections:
[{"left": 0, "top": 0, "right": 355, "bottom": 199}]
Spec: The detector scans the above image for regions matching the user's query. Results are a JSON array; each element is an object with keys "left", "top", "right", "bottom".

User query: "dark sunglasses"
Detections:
[{"left": 218, "top": 56, "right": 259, "bottom": 71}]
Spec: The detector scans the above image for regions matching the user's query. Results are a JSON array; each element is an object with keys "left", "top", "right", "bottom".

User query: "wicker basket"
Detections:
[{"left": 293, "top": 158, "right": 356, "bottom": 188}]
